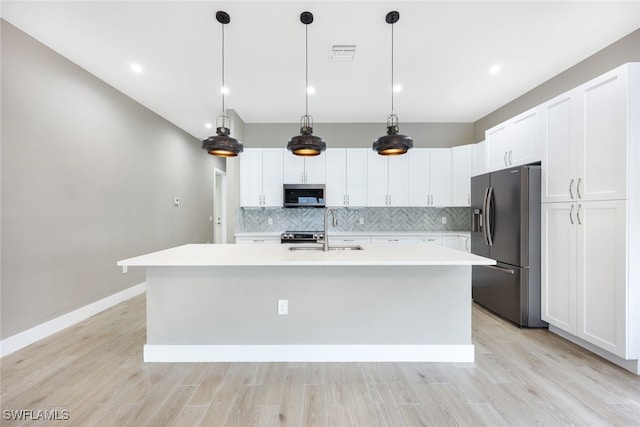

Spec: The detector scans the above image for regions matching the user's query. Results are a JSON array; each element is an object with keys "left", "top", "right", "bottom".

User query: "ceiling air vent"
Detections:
[{"left": 330, "top": 44, "right": 356, "bottom": 61}]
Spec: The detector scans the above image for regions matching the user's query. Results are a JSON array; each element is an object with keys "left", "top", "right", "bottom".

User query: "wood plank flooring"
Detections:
[{"left": 2, "top": 294, "right": 639, "bottom": 426}]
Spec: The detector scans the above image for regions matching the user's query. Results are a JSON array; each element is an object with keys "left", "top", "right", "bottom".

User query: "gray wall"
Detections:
[
  {"left": 474, "top": 29, "right": 640, "bottom": 142},
  {"left": 224, "top": 110, "right": 244, "bottom": 244},
  {"left": 0, "top": 21, "right": 224, "bottom": 339},
  {"left": 245, "top": 122, "right": 474, "bottom": 149}
]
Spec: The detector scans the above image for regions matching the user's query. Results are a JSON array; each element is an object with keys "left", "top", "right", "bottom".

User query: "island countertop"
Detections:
[{"left": 117, "top": 243, "right": 495, "bottom": 267}]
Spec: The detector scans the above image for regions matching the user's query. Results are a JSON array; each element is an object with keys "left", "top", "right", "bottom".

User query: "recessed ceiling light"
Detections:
[
  {"left": 393, "top": 84, "right": 402, "bottom": 93},
  {"left": 489, "top": 64, "right": 502, "bottom": 75},
  {"left": 306, "top": 86, "right": 315, "bottom": 95},
  {"left": 220, "top": 86, "right": 229, "bottom": 95},
  {"left": 205, "top": 123, "right": 213, "bottom": 129},
  {"left": 130, "top": 63, "right": 143, "bottom": 74}
]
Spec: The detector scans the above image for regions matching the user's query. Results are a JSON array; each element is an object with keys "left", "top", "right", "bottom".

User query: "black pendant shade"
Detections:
[
  {"left": 202, "top": 122, "right": 243, "bottom": 158},
  {"left": 373, "top": 11, "right": 412, "bottom": 156},
  {"left": 372, "top": 114, "right": 413, "bottom": 156},
  {"left": 202, "top": 11, "right": 243, "bottom": 158},
  {"left": 287, "top": 11, "right": 326, "bottom": 157}
]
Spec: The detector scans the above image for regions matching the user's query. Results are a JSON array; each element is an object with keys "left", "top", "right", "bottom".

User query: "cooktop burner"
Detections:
[{"left": 280, "top": 231, "right": 324, "bottom": 243}]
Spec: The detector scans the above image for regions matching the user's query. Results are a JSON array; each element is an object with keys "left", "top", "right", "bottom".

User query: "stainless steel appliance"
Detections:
[
  {"left": 283, "top": 184, "right": 325, "bottom": 208},
  {"left": 471, "top": 164, "right": 547, "bottom": 328},
  {"left": 280, "top": 231, "right": 324, "bottom": 244}
]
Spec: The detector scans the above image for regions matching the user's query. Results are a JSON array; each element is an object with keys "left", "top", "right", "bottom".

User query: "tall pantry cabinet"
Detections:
[{"left": 541, "top": 63, "right": 639, "bottom": 369}]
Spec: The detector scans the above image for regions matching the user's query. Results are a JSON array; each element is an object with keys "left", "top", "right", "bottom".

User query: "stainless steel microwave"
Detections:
[{"left": 283, "top": 184, "right": 325, "bottom": 208}]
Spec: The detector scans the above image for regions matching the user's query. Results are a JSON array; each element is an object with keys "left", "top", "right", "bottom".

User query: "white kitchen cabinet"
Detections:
[
  {"left": 542, "top": 64, "right": 632, "bottom": 203},
  {"left": 472, "top": 140, "right": 487, "bottom": 176},
  {"left": 328, "top": 235, "right": 371, "bottom": 245},
  {"left": 367, "top": 151, "right": 409, "bottom": 206},
  {"left": 541, "top": 89, "right": 578, "bottom": 203},
  {"left": 542, "top": 200, "right": 631, "bottom": 358},
  {"left": 408, "top": 148, "right": 451, "bottom": 207},
  {"left": 235, "top": 236, "right": 281, "bottom": 244},
  {"left": 283, "top": 151, "right": 325, "bottom": 184},
  {"left": 325, "top": 149, "right": 367, "bottom": 207},
  {"left": 371, "top": 235, "right": 418, "bottom": 244},
  {"left": 451, "top": 145, "right": 472, "bottom": 206},
  {"left": 240, "top": 148, "right": 284, "bottom": 207},
  {"left": 486, "top": 106, "right": 541, "bottom": 172},
  {"left": 442, "top": 235, "right": 459, "bottom": 248}
]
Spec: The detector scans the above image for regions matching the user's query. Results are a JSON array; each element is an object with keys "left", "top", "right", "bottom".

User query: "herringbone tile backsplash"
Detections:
[{"left": 236, "top": 207, "right": 470, "bottom": 232}]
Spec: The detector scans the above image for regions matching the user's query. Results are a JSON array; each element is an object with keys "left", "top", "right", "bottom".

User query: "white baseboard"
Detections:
[
  {"left": 0, "top": 283, "right": 146, "bottom": 358},
  {"left": 143, "top": 344, "right": 475, "bottom": 363},
  {"left": 549, "top": 325, "right": 640, "bottom": 375}
]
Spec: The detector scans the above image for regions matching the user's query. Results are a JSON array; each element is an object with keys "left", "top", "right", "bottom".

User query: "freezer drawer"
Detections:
[{"left": 472, "top": 263, "right": 547, "bottom": 328}]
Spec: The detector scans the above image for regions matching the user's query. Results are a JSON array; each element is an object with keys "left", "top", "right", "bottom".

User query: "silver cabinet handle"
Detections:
[
  {"left": 484, "top": 265, "right": 515, "bottom": 275},
  {"left": 569, "top": 179, "right": 575, "bottom": 199},
  {"left": 569, "top": 204, "right": 574, "bottom": 225},
  {"left": 465, "top": 239, "right": 470, "bottom": 251},
  {"left": 504, "top": 151, "right": 508, "bottom": 167},
  {"left": 347, "top": 195, "right": 350, "bottom": 205},
  {"left": 577, "top": 178, "right": 582, "bottom": 199},
  {"left": 509, "top": 150, "right": 513, "bottom": 165},
  {"left": 577, "top": 204, "right": 582, "bottom": 225}
]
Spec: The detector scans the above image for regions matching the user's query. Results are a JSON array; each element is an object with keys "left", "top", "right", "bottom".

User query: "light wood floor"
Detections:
[{"left": 1, "top": 294, "right": 639, "bottom": 426}]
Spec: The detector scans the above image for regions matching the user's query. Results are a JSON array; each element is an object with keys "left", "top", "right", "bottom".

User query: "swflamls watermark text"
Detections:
[{"left": 3, "top": 409, "right": 70, "bottom": 421}]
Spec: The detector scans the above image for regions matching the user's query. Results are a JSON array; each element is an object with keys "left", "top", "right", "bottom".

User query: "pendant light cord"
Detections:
[
  {"left": 221, "top": 23, "right": 225, "bottom": 116},
  {"left": 391, "top": 22, "right": 394, "bottom": 115},
  {"left": 305, "top": 23, "right": 309, "bottom": 117}
]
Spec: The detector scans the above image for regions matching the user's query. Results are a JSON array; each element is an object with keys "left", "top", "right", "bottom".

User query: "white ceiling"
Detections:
[{"left": 2, "top": 1, "right": 639, "bottom": 140}]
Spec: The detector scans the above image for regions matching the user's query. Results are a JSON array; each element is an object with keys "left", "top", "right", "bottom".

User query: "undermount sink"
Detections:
[{"left": 288, "top": 245, "right": 364, "bottom": 251}]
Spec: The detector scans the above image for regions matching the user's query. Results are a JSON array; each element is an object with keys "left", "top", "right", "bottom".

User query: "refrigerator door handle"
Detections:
[
  {"left": 482, "top": 188, "right": 490, "bottom": 245},
  {"left": 484, "top": 265, "right": 516, "bottom": 275},
  {"left": 485, "top": 187, "right": 494, "bottom": 247}
]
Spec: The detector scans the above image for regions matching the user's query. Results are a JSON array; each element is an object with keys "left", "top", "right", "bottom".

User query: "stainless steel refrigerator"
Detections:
[{"left": 471, "top": 164, "right": 547, "bottom": 328}]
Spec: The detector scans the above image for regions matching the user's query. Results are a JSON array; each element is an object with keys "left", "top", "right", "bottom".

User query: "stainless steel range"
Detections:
[{"left": 280, "top": 231, "right": 324, "bottom": 244}]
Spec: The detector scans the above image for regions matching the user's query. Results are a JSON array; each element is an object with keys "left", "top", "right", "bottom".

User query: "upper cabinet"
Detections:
[
  {"left": 283, "top": 151, "right": 326, "bottom": 184},
  {"left": 408, "top": 148, "right": 452, "bottom": 207},
  {"left": 367, "top": 150, "right": 409, "bottom": 206},
  {"left": 472, "top": 140, "right": 487, "bottom": 177},
  {"left": 240, "top": 148, "right": 284, "bottom": 207},
  {"left": 325, "top": 148, "right": 368, "bottom": 207},
  {"left": 451, "top": 145, "right": 472, "bottom": 207},
  {"left": 542, "top": 64, "right": 634, "bottom": 203},
  {"left": 486, "top": 106, "right": 542, "bottom": 172}
]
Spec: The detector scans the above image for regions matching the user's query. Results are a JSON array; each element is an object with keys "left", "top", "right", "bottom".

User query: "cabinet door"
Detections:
[
  {"left": 345, "top": 149, "right": 368, "bottom": 207},
  {"left": 408, "top": 149, "right": 430, "bottom": 206},
  {"left": 451, "top": 145, "right": 472, "bottom": 206},
  {"left": 442, "top": 236, "right": 458, "bottom": 248},
  {"left": 367, "top": 151, "right": 388, "bottom": 206},
  {"left": 472, "top": 141, "right": 487, "bottom": 176},
  {"left": 576, "top": 200, "right": 627, "bottom": 357},
  {"left": 304, "top": 154, "right": 326, "bottom": 184},
  {"left": 429, "top": 148, "right": 452, "bottom": 207},
  {"left": 325, "top": 149, "right": 346, "bottom": 207},
  {"left": 541, "top": 202, "right": 577, "bottom": 334},
  {"left": 283, "top": 151, "right": 305, "bottom": 184},
  {"left": 387, "top": 154, "right": 410, "bottom": 206},
  {"left": 578, "top": 67, "right": 628, "bottom": 201},
  {"left": 261, "top": 148, "right": 284, "bottom": 207},
  {"left": 509, "top": 107, "right": 541, "bottom": 166},
  {"left": 542, "top": 90, "right": 578, "bottom": 203},
  {"left": 486, "top": 123, "right": 509, "bottom": 172},
  {"left": 240, "top": 148, "right": 264, "bottom": 207}
]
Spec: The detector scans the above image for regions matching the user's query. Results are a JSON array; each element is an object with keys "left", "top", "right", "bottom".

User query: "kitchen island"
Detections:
[{"left": 117, "top": 243, "right": 494, "bottom": 363}]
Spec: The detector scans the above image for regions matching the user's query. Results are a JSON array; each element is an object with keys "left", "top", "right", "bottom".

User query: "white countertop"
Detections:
[{"left": 117, "top": 243, "right": 494, "bottom": 267}]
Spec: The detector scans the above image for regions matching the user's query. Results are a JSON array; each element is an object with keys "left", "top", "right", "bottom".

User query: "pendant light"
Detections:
[
  {"left": 287, "top": 11, "right": 326, "bottom": 157},
  {"left": 372, "top": 11, "right": 413, "bottom": 156},
  {"left": 202, "top": 11, "right": 243, "bottom": 158}
]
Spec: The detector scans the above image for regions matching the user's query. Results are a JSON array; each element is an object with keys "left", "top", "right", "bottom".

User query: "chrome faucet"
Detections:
[{"left": 323, "top": 208, "right": 337, "bottom": 251}]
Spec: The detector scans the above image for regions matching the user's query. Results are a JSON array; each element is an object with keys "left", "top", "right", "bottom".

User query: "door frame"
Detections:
[{"left": 213, "top": 168, "right": 227, "bottom": 244}]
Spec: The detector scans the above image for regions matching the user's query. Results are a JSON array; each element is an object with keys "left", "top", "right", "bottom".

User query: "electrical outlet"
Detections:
[
  {"left": 359, "top": 217, "right": 365, "bottom": 225},
  {"left": 441, "top": 217, "right": 447, "bottom": 224},
  {"left": 122, "top": 266, "right": 128, "bottom": 274},
  {"left": 278, "top": 299, "right": 288, "bottom": 315},
  {"left": 268, "top": 217, "right": 273, "bottom": 225}
]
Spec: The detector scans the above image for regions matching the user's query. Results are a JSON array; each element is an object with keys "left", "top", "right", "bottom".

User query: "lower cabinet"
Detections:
[
  {"left": 235, "top": 236, "right": 281, "bottom": 244},
  {"left": 542, "top": 200, "right": 635, "bottom": 359}
]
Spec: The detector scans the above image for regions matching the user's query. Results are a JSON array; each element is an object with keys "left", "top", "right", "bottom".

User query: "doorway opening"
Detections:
[{"left": 213, "top": 168, "right": 227, "bottom": 244}]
